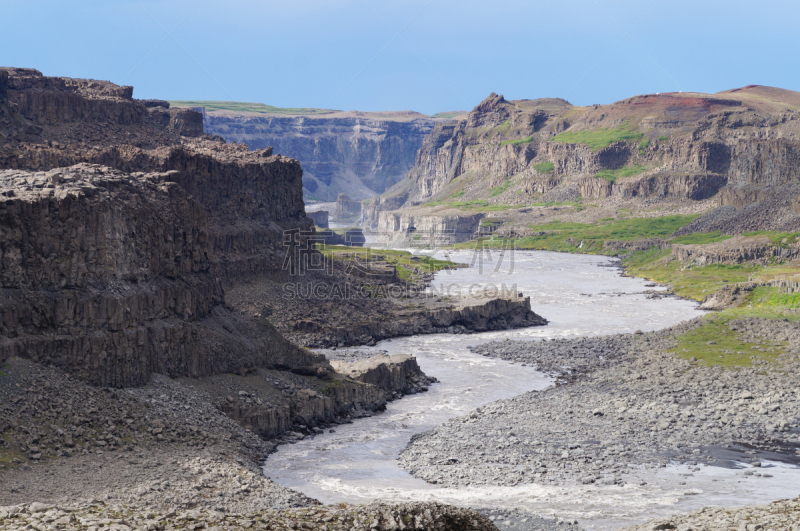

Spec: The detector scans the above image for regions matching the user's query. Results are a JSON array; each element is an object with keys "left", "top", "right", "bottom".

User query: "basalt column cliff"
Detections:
[{"left": 0, "top": 68, "right": 324, "bottom": 387}]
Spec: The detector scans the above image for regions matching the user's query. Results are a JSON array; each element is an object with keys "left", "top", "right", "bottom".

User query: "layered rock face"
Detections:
[
  {"left": 0, "top": 164, "right": 322, "bottom": 387},
  {"left": 367, "top": 86, "right": 800, "bottom": 236},
  {"left": 0, "top": 68, "right": 321, "bottom": 387},
  {"left": 201, "top": 111, "right": 437, "bottom": 201}
]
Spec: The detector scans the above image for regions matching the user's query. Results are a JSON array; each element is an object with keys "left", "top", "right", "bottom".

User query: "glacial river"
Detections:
[{"left": 264, "top": 250, "right": 800, "bottom": 529}]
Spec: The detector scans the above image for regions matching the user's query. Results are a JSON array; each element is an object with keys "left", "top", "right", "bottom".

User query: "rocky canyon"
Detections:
[{"left": 182, "top": 105, "right": 460, "bottom": 201}]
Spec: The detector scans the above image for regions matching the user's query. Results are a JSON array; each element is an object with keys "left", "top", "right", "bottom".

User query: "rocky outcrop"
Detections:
[
  {"left": 201, "top": 111, "right": 439, "bottom": 200},
  {"left": 0, "top": 501, "right": 499, "bottom": 531},
  {"left": 577, "top": 172, "right": 728, "bottom": 199},
  {"left": 362, "top": 190, "right": 411, "bottom": 231},
  {"left": 308, "top": 293, "right": 545, "bottom": 347},
  {"left": 209, "top": 373, "right": 388, "bottom": 440},
  {"left": 333, "top": 193, "right": 361, "bottom": 221},
  {"left": 307, "top": 210, "right": 329, "bottom": 228},
  {"left": 330, "top": 354, "right": 434, "bottom": 396},
  {"left": 425, "top": 293, "right": 546, "bottom": 330},
  {"left": 0, "top": 163, "right": 323, "bottom": 387},
  {"left": 2, "top": 67, "right": 202, "bottom": 140}
]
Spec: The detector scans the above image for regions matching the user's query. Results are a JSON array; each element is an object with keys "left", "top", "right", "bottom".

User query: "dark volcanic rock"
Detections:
[{"left": 0, "top": 68, "right": 321, "bottom": 387}]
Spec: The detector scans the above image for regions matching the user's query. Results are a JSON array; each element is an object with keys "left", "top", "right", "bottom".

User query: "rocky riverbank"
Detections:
[
  {"left": 0, "top": 501, "right": 497, "bottom": 531},
  {"left": 622, "top": 496, "right": 800, "bottom": 530},
  {"left": 0, "top": 349, "right": 479, "bottom": 529},
  {"left": 399, "top": 317, "right": 800, "bottom": 489}
]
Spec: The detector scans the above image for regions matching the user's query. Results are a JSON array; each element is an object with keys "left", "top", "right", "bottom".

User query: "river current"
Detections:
[{"left": 264, "top": 250, "right": 800, "bottom": 529}]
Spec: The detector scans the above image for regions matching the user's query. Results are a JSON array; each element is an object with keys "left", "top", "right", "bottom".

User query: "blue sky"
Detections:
[{"left": 3, "top": 0, "right": 798, "bottom": 115}]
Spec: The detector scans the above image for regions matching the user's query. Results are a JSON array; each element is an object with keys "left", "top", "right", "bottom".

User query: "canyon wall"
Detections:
[
  {"left": 366, "top": 87, "right": 800, "bottom": 236},
  {"left": 202, "top": 111, "right": 438, "bottom": 201},
  {"left": 0, "top": 68, "right": 322, "bottom": 387}
]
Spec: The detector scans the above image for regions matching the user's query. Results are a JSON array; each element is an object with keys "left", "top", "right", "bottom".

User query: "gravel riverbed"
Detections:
[{"left": 399, "top": 317, "right": 800, "bottom": 489}]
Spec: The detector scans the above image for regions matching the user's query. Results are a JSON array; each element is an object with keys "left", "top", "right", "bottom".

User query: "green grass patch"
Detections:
[
  {"left": 472, "top": 120, "right": 512, "bottom": 139},
  {"left": 638, "top": 137, "right": 650, "bottom": 152},
  {"left": 742, "top": 231, "right": 800, "bottom": 247},
  {"left": 533, "top": 161, "right": 555, "bottom": 173},
  {"left": 480, "top": 218, "right": 503, "bottom": 227},
  {"left": 658, "top": 136, "right": 669, "bottom": 142},
  {"left": 595, "top": 164, "right": 647, "bottom": 183},
  {"left": 671, "top": 316, "right": 784, "bottom": 367},
  {"left": 625, "top": 253, "right": 759, "bottom": 301},
  {"left": 499, "top": 136, "right": 534, "bottom": 146},
  {"left": 626, "top": 241, "right": 800, "bottom": 301},
  {"left": 529, "top": 201, "right": 584, "bottom": 209},
  {"left": 450, "top": 191, "right": 465, "bottom": 198},
  {"left": 457, "top": 215, "right": 699, "bottom": 255},
  {"left": 168, "top": 100, "right": 335, "bottom": 115},
  {"left": 671, "top": 231, "right": 734, "bottom": 245},
  {"left": 488, "top": 180, "right": 513, "bottom": 197},
  {"left": 530, "top": 215, "right": 698, "bottom": 241},
  {"left": 750, "top": 286, "right": 800, "bottom": 309},
  {"left": 550, "top": 123, "right": 644, "bottom": 151}
]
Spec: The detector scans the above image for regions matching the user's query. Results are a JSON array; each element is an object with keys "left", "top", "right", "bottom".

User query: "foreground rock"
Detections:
[
  {"left": 0, "top": 352, "right": 450, "bottom": 521},
  {"left": 622, "top": 496, "right": 800, "bottom": 531},
  {"left": 0, "top": 357, "right": 311, "bottom": 511},
  {"left": 400, "top": 318, "right": 800, "bottom": 488},
  {"left": 0, "top": 501, "right": 497, "bottom": 531}
]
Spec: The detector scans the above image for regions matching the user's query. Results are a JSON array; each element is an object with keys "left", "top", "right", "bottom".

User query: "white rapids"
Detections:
[{"left": 264, "top": 250, "right": 800, "bottom": 529}]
